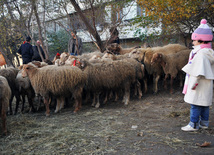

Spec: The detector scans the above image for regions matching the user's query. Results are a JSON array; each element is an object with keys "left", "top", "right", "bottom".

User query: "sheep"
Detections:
[
  {"left": 105, "top": 43, "right": 141, "bottom": 55},
  {"left": 151, "top": 49, "right": 191, "bottom": 94},
  {"left": 15, "top": 69, "right": 36, "bottom": 114},
  {"left": 102, "top": 51, "right": 130, "bottom": 60},
  {"left": 0, "top": 67, "right": 20, "bottom": 115},
  {"left": 59, "top": 51, "right": 104, "bottom": 66},
  {"left": 129, "top": 44, "right": 188, "bottom": 93},
  {"left": 22, "top": 64, "right": 86, "bottom": 116},
  {"left": 59, "top": 52, "right": 70, "bottom": 65},
  {"left": 0, "top": 76, "right": 11, "bottom": 135},
  {"left": 101, "top": 52, "right": 147, "bottom": 95},
  {"left": 78, "top": 59, "right": 137, "bottom": 108}
]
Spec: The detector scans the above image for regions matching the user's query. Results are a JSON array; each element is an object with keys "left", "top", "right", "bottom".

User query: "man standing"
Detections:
[
  {"left": 68, "top": 31, "right": 83, "bottom": 55},
  {"left": 17, "top": 36, "right": 34, "bottom": 64},
  {"left": 32, "top": 40, "right": 46, "bottom": 62}
]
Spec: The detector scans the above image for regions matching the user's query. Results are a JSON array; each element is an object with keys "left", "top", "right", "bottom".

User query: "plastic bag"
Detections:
[{"left": 0, "top": 52, "right": 6, "bottom": 66}]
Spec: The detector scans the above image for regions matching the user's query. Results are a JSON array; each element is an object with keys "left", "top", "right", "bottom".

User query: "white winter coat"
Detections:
[{"left": 182, "top": 45, "right": 214, "bottom": 106}]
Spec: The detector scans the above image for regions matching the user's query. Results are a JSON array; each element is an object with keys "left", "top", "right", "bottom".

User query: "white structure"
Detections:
[{"left": 35, "top": 0, "right": 162, "bottom": 43}]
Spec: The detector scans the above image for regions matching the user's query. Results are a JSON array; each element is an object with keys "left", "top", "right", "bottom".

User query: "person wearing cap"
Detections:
[
  {"left": 32, "top": 40, "right": 46, "bottom": 62},
  {"left": 17, "top": 36, "right": 34, "bottom": 64},
  {"left": 68, "top": 30, "right": 83, "bottom": 55},
  {"left": 181, "top": 19, "right": 214, "bottom": 132}
]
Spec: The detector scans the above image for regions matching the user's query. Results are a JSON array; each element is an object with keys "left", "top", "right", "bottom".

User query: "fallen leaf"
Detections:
[
  {"left": 196, "top": 141, "right": 211, "bottom": 147},
  {"left": 137, "top": 132, "right": 144, "bottom": 137}
]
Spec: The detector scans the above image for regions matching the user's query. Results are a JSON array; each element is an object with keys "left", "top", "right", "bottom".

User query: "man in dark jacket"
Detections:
[
  {"left": 17, "top": 36, "right": 34, "bottom": 64},
  {"left": 68, "top": 30, "right": 83, "bottom": 55},
  {"left": 32, "top": 40, "right": 46, "bottom": 62}
]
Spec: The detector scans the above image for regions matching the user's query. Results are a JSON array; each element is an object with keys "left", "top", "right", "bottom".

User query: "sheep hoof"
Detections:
[
  {"left": 54, "top": 110, "right": 58, "bottom": 113},
  {"left": 45, "top": 113, "right": 50, "bottom": 117},
  {"left": 95, "top": 104, "right": 100, "bottom": 108}
]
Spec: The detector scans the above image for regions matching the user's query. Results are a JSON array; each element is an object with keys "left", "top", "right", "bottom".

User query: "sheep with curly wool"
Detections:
[
  {"left": 22, "top": 64, "right": 86, "bottom": 116},
  {"left": 151, "top": 49, "right": 191, "bottom": 94},
  {"left": 0, "top": 76, "right": 11, "bottom": 135},
  {"left": 0, "top": 67, "right": 20, "bottom": 115},
  {"left": 79, "top": 59, "right": 136, "bottom": 108}
]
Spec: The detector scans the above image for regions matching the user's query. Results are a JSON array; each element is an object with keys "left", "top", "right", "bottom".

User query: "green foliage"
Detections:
[{"left": 47, "top": 30, "right": 69, "bottom": 58}]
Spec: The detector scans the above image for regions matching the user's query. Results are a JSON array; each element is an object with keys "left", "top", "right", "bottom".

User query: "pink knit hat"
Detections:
[{"left": 191, "top": 19, "right": 213, "bottom": 41}]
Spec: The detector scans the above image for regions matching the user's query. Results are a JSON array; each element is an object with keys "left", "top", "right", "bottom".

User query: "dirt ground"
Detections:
[{"left": 1, "top": 81, "right": 214, "bottom": 155}]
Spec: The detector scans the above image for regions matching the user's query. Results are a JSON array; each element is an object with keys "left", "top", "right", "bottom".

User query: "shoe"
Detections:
[
  {"left": 199, "top": 124, "right": 208, "bottom": 129},
  {"left": 181, "top": 125, "right": 198, "bottom": 131}
]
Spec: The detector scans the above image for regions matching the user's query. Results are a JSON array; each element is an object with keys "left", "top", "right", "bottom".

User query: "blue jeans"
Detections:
[{"left": 189, "top": 104, "right": 209, "bottom": 128}]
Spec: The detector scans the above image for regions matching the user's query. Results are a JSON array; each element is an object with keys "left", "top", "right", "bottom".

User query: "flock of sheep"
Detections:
[{"left": 0, "top": 43, "right": 191, "bottom": 135}]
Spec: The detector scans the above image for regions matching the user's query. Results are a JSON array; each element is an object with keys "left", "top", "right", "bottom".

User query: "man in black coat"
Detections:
[
  {"left": 32, "top": 40, "right": 46, "bottom": 62},
  {"left": 17, "top": 36, "right": 34, "bottom": 64}
]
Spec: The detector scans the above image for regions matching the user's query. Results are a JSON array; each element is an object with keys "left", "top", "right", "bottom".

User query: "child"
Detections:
[{"left": 181, "top": 19, "right": 214, "bottom": 131}]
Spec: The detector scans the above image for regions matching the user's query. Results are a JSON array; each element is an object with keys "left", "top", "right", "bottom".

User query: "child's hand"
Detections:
[{"left": 191, "top": 83, "right": 198, "bottom": 90}]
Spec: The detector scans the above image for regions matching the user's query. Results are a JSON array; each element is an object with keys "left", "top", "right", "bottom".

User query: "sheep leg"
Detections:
[
  {"left": 74, "top": 95, "right": 82, "bottom": 113},
  {"left": 55, "top": 97, "right": 64, "bottom": 113},
  {"left": 143, "top": 77, "right": 148, "bottom": 93},
  {"left": 179, "top": 72, "right": 183, "bottom": 87},
  {"left": 164, "top": 74, "right": 169, "bottom": 90},
  {"left": 153, "top": 75, "right": 160, "bottom": 94},
  {"left": 14, "top": 94, "right": 22, "bottom": 115},
  {"left": 136, "top": 80, "right": 142, "bottom": 99},
  {"left": 9, "top": 93, "right": 15, "bottom": 115},
  {"left": 123, "top": 84, "right": 130, "bottom": 105},
  {"left": 95, "top": 92, "right": 100, "bottom": 108},
  {"left": 103, "top": 91, "right": 109, "bottom": 104},
  {"left": 55, "top": 98, "right": 60, "bottom": 113},
  {"left": 91, "top": 93, "right": 96, "bottom": 107},
  {"left": 108, "top": 91, "right": 113, "bottom": 100},
  {"left": 44, "top": 96, "right": 51, "bottom": 116},
  {"left": 170, "top": 76, "right": 174, "bottom": 94},
  {"left": 114, "top": 91, "right": 119, "bottom": 102},
  {"left": 20, "top": 94, "right": 25, "bottom": 113},
  {"left": 84, "top": 92, "right": 90, "bottom": 103},
  {"left": 27, "top": 93, "right": 36, "bottom": 113},
  {"left": 134, "top": 83, "right": 138, "bottom": 96},
  {"left": 1, "top": 108, "right": 7, "bottom": 135}
]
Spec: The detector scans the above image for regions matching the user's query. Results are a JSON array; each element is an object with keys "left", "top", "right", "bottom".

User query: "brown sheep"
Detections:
[
  {"left": 22, "top": 64, "right": 86, "bottom": 116},
  {"left": 0, "top": 67, "right": 20, "bottom": 115},
  {"left": 0, "top": 76, "right": 11, "bottom": 135},
  {"left": 151, "top": 49, "right": 191, "bottom": 94},
  {"left": 105, "top": 43, "right": 140, "bottom": 55},
  {"left": 129, "top": 44, "right": 188, "bottom": 93}
]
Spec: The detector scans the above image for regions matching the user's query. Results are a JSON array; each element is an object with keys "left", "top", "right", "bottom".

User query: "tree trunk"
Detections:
[
  {"left": 70, "top": 0, "right": 105, "bottom": 52},
  {"left": 32, "top": 0, "right": 49, "bottom": 60}
]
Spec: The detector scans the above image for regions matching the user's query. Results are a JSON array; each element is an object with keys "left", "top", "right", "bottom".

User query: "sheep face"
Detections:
[
  {"left": 106, "top": 43, "right": 120, "bottom": 54},
  {"left": 89, "top": 55, "right": 101, "bottom": 61},
  {"left": 22, "top": 64, "right": 35, "bottom": 78},
  {"left": 129, "top": 49, "right": 146, "bottom": 62},
  {"left": 102, "top": 52, "right": 114, "bottom": 60},
  {"left": 151, "top": 53, "right": 163, "bottom": 65},
  {"left": 65, "top": 55, "right": 76, "bottom": 65},
  {"left": 59, "top": 52, "right": 69, "bottom": 65}
]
